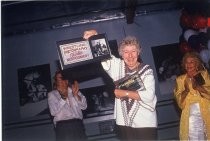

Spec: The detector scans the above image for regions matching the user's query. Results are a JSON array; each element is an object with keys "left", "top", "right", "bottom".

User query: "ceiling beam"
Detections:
[{"left": 125, "top": 0, "right": 137, "bottom": 24}]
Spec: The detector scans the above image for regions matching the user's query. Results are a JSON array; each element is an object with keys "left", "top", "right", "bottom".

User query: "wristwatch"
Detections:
[{"left": 126, "top": 92, "right": 129, "bottom": 97}]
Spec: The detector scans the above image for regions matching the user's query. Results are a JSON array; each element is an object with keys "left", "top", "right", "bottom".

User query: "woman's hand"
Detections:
[
  {"left": 72, "top": 80, "right": 81, "bottom": 101},
  {"left": 83, "top": 30, "right": 98, "bottom": 40},
  {"left": 72, "top": 80, "right": 79, "bottom": 96},
  {"left": 114, "top": 89, "right": 127, "bottom": 99},
  {"left": 184, "top": 78, "right": 190, "bottom": 93},
  {"left": 114, "top": 89, "right": 140, "bottom": 100}
]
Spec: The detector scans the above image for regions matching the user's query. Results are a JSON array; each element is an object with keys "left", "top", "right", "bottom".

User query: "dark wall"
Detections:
[{"left": 2, "top": 10, "right": 182, "bottom": 140}]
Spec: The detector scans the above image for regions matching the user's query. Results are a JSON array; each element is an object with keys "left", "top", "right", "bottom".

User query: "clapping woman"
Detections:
[{"left": 174, "top": 51, "right": 210, "bottom": 140}]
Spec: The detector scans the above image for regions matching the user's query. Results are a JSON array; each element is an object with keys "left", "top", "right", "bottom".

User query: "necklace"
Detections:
[{"left": 125, "top": 63, "right": 140, "bottom": 74}]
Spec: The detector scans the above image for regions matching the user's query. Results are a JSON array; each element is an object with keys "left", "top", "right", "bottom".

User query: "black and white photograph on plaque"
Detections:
[
  {"left": 17, "top": 64, "right": 52, "bottom": 118},
  {"left": 56, "top": 34, "right": 111, "bottom": 70},
  {"left": 115, "top": 71, "right": 145, "bottom": 91},
  {"left": 151, "top": 43, "right": 182, "bottom": 95},
  {"left": 80, "top": 85, "right": 115, "bottom": 118},
  {"left": 91, "top": 39, "right": 109, "bottom": 57}
]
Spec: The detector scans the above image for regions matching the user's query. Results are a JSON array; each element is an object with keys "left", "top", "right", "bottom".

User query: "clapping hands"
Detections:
[
  {"left": 71, "top": 81, "right": 82, "bottom": 101},
  {"left": 184, "top": 79, "right": 190, "bottom": 93},
  {"left": 72, "top": 80, "right": 79, "bottom": 96}
]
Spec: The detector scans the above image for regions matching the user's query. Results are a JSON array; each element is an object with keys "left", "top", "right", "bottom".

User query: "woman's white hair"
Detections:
[{"left": 118, "top": 36, "right": 141, "bottom": 56}]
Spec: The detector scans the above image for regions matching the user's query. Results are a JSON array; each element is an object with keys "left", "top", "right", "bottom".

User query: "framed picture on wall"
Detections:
[
  {"left": 17, "top": 64, "right": 52, "bottom": 118},
  {"left": 151, "top": 43, "right": 183, "bottom": 95},
  {"left": 56, "top": 34, "right": 111, "bottom": 70},
  {"left": 80, "top": 85, "right": 115, "bottom": 118}
]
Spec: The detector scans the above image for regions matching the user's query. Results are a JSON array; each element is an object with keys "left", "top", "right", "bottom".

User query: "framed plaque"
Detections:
[{"left": 57, "top": 34, "right": 111, "bottom": 70}]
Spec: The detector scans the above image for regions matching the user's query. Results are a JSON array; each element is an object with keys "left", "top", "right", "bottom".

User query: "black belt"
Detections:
[{"left": 57, "top": 118, "right": 82, "bottom": 124}]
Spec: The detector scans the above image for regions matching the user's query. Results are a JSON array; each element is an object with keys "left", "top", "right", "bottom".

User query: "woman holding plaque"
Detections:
[
  {"left": 84, "top": 30, "right": 157, "bottom": 140},
  {"left": 174, "top": 52, "right": 210, "bottom": 140}
]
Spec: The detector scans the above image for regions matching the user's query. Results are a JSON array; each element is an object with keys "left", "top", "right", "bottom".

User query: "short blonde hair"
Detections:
[
  {"left": 118, "top": 36, "right": 141, "bottom": 56},
  {"left": 181, "top": 51, "right": 204, "bottom": 72}
]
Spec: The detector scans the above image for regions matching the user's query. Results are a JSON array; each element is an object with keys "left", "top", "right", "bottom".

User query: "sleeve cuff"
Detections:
[{"left": 60, "top": 98, "right": 66, "bottom": 105}]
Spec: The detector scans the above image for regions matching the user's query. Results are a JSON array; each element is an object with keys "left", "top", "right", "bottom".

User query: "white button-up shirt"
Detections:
[{"left": 48, "top": 87, "right": 87, "bottom": 125}]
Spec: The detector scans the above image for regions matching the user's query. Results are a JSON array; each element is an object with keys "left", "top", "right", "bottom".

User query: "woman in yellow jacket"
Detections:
[{"left": 174, "top": 52, "right": 210, "bottom": 140}]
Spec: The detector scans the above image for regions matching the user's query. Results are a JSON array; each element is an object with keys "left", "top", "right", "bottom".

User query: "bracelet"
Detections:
[{"left": 126, "top": 92, "right": 129, "bottom": 97}]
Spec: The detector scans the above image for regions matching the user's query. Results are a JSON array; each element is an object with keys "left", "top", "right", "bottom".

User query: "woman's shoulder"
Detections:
[
  {"left": 139, "top": 63, "right": 152, "bottom": 70},
  {"left": 138, "top": 63, "right": 153, "bottom": 76},
  {"left": 176, "top": 74, "right": 186, "bottom": 80},
  {"left": 103, "top": 55, "right": 122, "bottom": 64},
  {"left": 48, "top": 89, "right": 59, "bottom": 96}
]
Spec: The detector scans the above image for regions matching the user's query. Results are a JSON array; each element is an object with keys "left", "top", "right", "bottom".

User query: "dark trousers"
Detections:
[
  {"left": 55, "top": 119, "right": 87, "bottom": 141},
  {"left": 116, "top": 125, "right": 157, "bottom": 141}
]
